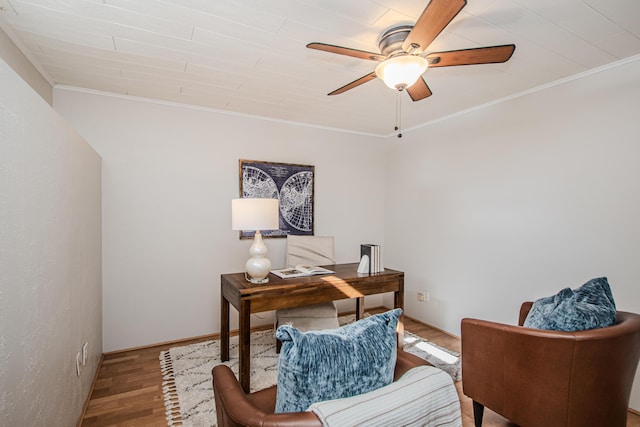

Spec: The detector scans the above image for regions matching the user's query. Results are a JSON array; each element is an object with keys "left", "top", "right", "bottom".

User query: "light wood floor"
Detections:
[{"left": 81, "top": 307, "right": 640, "bottom": 426}]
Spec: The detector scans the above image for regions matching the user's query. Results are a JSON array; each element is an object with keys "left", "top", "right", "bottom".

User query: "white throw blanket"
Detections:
[{"left": 308, "top": 366, "right": 462, "bottom": 427}]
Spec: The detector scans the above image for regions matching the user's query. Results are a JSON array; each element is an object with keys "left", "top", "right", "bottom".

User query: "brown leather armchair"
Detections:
[
  {"left": 461, "top": 302, "right": 640, "bottom": 427},
  {"left": 212, "top": 349, "right": 427, "bottom": 427}
]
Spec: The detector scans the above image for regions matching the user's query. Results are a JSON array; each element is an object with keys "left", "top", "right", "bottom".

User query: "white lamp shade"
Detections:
[
  {"left": 231, "top": 198, "right": 279, "bottom": 231},
  {"left": 375, "top": 55, "right": 429, "bottom": 90}
]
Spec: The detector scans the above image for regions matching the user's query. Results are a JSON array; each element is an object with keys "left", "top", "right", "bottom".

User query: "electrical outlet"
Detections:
[
  {"left": 82, "top": 342, "right": 88, "bottom": 366},
  {"left": 75, "top": 352, "right": 82, "bottom": 377},
  {"left": 417, "top": 291, "right": 430, "bottom": 302}
]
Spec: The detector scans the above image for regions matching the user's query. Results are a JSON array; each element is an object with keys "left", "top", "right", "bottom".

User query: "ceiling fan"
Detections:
[{"left": 307, "top": 0, "right": 515, "bottom": 102}]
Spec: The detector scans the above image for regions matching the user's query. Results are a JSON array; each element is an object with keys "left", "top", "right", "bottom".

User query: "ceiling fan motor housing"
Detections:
[{"left": 378, "top": 25, "right": 414, "bottom": 57}]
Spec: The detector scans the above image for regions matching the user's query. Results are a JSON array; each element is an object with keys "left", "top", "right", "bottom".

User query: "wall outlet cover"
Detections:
[
  {"left": 75, "top": 352, "right": 82, "bottom": 376},
  {"left": 82, "top": 342, "right": 88, "bottom": 366}
]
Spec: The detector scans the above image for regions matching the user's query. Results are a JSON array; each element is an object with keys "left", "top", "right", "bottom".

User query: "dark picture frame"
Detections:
[{"left": 239, "top": 159, "right": 315, "bottom": 239}]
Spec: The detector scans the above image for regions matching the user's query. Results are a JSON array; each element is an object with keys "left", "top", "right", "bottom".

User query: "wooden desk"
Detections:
[{"left": 220, "top": 263, "right": 404, "bottom": 392}]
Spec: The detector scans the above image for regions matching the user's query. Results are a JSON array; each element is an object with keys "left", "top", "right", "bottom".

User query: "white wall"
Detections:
[
  {"left": 0, "top": 59, "right": 102, "bottom": 425},
  {"left": 385, "top": 56, "right": 640, "bottom": 410},
  {"left": 53, "top": 89, "right": 390, "bottom": 352}
]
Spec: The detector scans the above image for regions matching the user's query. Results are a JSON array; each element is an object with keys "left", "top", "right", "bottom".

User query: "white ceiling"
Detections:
[{"left": 1, "top": 0, "right": 639, "bottom": 136}]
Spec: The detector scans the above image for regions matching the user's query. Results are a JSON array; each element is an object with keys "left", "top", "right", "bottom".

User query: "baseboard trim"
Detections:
[
  {"left": 102, "top": 324, "right": 274, "bottom": 356},
  {"left": 101, "top": 306, "right": 440, "bottom": 356},
  {"left": 403, "top": 312, "right": 461, "bottom": 340},
  {"left": 99, "top": 306, "right": 395, "bottom": 356}
]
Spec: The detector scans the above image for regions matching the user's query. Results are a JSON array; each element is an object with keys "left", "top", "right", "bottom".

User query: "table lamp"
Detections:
[{"left": 231, "top": 198, "right": 280, "bottom": 284}]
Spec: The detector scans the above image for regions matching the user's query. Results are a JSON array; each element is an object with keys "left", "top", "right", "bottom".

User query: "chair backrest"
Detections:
[{"left": 285, "top": 235, "right": 335, "bottom": 267}]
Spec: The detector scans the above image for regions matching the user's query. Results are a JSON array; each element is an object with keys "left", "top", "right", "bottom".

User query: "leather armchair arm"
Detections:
[
  {"left": 518, "top": 301, "right": 533, "bottom": 325},
  {"left": 212, "top": 364, "right": 321, "bottom": 427},
  {"left": 394, "top": 347, "right": 429, "bottom": 379}
]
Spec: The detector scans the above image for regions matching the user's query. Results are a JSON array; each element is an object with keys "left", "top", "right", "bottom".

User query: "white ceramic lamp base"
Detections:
[{"left": 245, "top": 231, "right": 271, "bottom": 284}]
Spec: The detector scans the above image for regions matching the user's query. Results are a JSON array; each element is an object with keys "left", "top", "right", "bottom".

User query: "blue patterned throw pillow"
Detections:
[
  {"left": 274, "top": 308, "right": 401, "bottom": 413},
  {"left": 523, "top": 277, "right": 616, "bottom": 331}
]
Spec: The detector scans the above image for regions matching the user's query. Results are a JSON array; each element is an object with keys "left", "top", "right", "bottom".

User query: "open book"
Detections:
[{"left": 271, "top": 265, "right": 334, "bottom": 279}]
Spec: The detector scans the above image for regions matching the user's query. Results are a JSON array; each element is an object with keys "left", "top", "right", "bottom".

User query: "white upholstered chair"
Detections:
[{"left": 275, "top": 235, "right": 340, "bottom": 352}]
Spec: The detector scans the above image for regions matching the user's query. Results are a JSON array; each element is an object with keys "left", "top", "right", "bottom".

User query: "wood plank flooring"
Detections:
[{"left": 81, "top": 307, "right": 640, "bottom": 426}]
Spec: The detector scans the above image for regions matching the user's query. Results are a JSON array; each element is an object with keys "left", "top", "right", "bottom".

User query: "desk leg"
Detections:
[
  {"left": 221, "top": 294, "right": 229, "bottom": 361},
  {"left": 395, "top": 278, "right": 405, "bottom": 349},
  {"left": 239, "top": 300, "right": 251, "bottom": 393},
  {"left": 355, "top": 297, "right": 365, "bottom": 320}
]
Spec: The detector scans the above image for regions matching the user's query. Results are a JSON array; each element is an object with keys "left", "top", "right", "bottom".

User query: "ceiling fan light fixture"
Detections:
[{"left": 375, "top": 55, "right": 429, "bottom": 91}]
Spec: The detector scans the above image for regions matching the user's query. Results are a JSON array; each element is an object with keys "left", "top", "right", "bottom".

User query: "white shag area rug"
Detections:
[{"left": 159, "top": 315, "right": 460, "bottom": 426}]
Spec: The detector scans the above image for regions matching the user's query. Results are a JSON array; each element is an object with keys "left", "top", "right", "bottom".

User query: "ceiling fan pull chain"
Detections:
[{"left": 395, "top": 91, "right": 403, "bottom": 138}]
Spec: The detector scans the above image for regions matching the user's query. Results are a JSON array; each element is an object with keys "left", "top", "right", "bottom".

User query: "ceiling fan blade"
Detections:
[
  {"left": 406, "top": 77, "right": 433, "bottom": 101},
  {"left": 328, "top": 72, "right": 377, "bottom": 96},
  {"left": 426, "top": 44, "right": 516, "bottom": 67},
  {"left": 402, "top": 0, "right": 467, "bottom": 54},
  {"left": 307, "top": 43, "right": 386, "bottom": 61}
]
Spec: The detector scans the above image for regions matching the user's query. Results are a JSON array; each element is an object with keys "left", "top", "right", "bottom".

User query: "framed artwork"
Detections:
[{"left": 239, "top": 159, "right": 315, "bottom": 239}]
